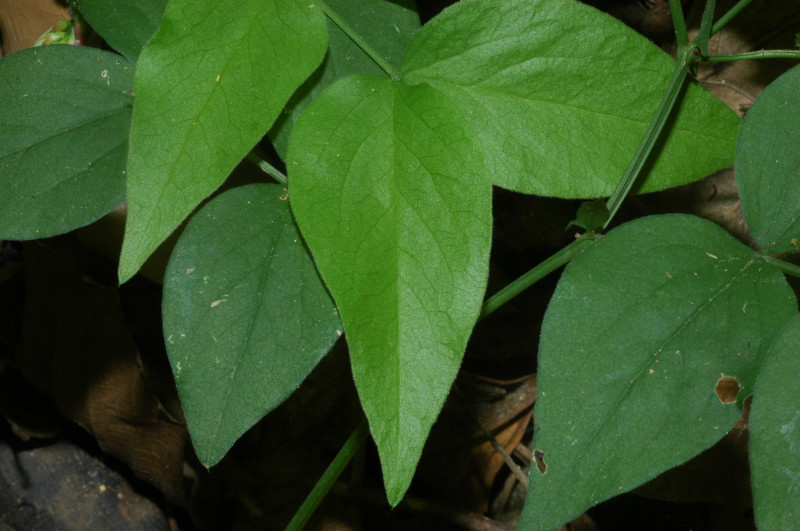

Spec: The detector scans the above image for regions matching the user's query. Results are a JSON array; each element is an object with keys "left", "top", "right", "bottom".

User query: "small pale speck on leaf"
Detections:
[
  {"left": 533, "top": 449, "right": 547, "bottom": 474},
  {"left": 715, "top": 374, "right": 741, "bottom": 404},
  {"left": 211, "top": 299, "right": 223, "bottom": 308},
  {"left": 186, "top": 267, "right": 195, "bottom": 274}
]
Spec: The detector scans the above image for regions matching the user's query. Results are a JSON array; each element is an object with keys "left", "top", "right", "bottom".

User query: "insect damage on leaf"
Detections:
[
  {"left": 715, "top": 374, "right": 741, "bottom": 405},
  {"left": 533, "top": 449, "right": 548, "bottom": 475}
]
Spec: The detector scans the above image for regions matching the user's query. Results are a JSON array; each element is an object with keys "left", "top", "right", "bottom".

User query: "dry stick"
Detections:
[{"left": 453, "top": 385, "right": 530, "bottom": 488}]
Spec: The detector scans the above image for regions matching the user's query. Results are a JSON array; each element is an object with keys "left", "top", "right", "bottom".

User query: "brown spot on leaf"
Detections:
[
  {"left": 533, "top": 449, "right": 547, "bottom": 475},
  {"left": 715, "top": 374, "right": 741, "bottom": 404}
]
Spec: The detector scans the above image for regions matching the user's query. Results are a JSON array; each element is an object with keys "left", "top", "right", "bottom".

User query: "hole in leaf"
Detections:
[
  {"left": 715, "top": 374, "right": 741, "bottom": 404},
  {"left": 533, "top": 449, "right": 547, "bottom": 475}
]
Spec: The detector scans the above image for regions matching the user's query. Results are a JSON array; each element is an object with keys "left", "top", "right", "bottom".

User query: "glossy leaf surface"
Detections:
[
  {"left": 75, "top": 0, "right": 167, "bottom": 60},
  {"left": 520, "top": 214, "right": 797, "bottom": 530},
  {"left": 750, "top": 314, "right": 800, "bottom": 529},
  {"left": 289, "top": 75, "right": 492, "bottom": 504},
  {"left": 269, "top": 0, "right": 419, "bottom": 157},
  {"left": 0, "top": 46, "right": 133, "bottom": 239},
  {"left": 118, "top": 0, "right": 327, "bottom": 282},
  {"left": 401, "top": 0, "right": 740, "bottom": 198},
  {"left": 735, "top": 64, "right": 800, "bottom": 254},
  {"left": 162, "top": 184, "right": 341, "bottom": 466}
]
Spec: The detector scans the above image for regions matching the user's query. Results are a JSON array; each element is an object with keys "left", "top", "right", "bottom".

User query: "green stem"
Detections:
[
  {"left": 763, "top": 255, "right": 800, "bottom": 279},
  {"left": 669, "top": 0, "right": 689, "bottom": 55},
  {"left": 711, "top": 0, "right": 754, "bottom": 34},
  {"left": 285, "top": 419, "right": 370, "bottom": 531},
  {"left": 246, "top": 152, "right": 288, "bottom": 185},
  {"left": 603, "top": 50, "right": 692, "bottom": 230},
  {"left": 479, "top": 234, "right": 598, "bottom": 320},
  {"left": 318, "top": 1, "right": 402, "bottom": 81},
  {"left": 705, "top": 49, "right": 800, "bottom": 62}
]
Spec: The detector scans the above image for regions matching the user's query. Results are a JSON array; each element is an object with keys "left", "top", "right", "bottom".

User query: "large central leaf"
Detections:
[
  {"left": 288, "top": 75, "right": 492, "bottom": 504},
  {"left": 401, "top": 0, "right": 740, "bottom": 198},
  {"left": 118, "top": 0, "right": 327, "bottom": 282}
]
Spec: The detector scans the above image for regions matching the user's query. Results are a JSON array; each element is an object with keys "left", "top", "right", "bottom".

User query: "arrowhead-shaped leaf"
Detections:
[
  {"left": 118, "top": 0, "right": 327, "bottom": 282},
  {"left": 162, "top": 183, "right": 341, "bottom": 466},
  {"left": 401, "top": 0, "right": 740, "bottom": 198},
  {"left": 0, "top": 46, "right": 133, "bottom": 239},
  {"left": 288, "top": 75, "right": 492, "bottom": 504},
  {"left": 520, "top": 214, "right": 797, "bottom": 530},
  {"left": 74, "top": 0, "right": 167, "bottom": 60},
  {"left": 735, "top": 64, "right": 800, "bottom": 253},
  {"left": 269, "top": 0, "right": 420, "bottom": 158},
  {"left": 750, "top": 314, "right": 800, "bottom": 529}
]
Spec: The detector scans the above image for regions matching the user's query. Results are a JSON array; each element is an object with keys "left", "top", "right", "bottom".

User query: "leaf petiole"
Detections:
[
  {"left": 669, "top": 0, "right": 689, "bottom": 56},
  {"left": 704, "top": 49, "right": 800, "bottom": 62},
  {"left": 245, "top": 152, "right": 288, "bottom": 185},
  {"left": 317, "top": 1, "right": 402, "bottom": 81},
  {"left": 763, "top": 255, "right": 800, "bottom": 279},
  {"left": 479, "top": 233, "right": 598, "bottom": 319}
]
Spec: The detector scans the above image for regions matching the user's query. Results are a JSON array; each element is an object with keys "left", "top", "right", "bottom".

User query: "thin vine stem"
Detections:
[
  {"left": 669, "top": 0, "right": 689, "bottom": 55},
  {"left": 285, "top": 419, "right": 370, "bottom": 531},
  {"left": 704, "top": 49, "right": 800, "bottom": 62},
  {"left": 479, "top": 234, "right": 598, "bottom": 319},
  {"left": 603, "top": 49, "right": 692, "bottom": 230},
  {"left": 711, "top": 0, "right": 754, "bottom": 34},
  {"left": 763, "top": 255, "right": 800, "bottom": 279},
  {"left": 317, "top": 1, "right": 402, "bottom": 81},
  {"left": 246, "top": 152, "right": 288, "bottom": 185}
]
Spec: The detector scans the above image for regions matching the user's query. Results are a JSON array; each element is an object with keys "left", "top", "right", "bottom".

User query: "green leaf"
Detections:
[
  {"left": 735, "top": 64, "right": 800, "bottom": 254},
  {"left": 0, "top": 46, "right": 133, "bottom": 239},
  {"left": 288, "top": 75, "right": 492, "bottom": 504},
  {"left": 401, "top": 0, "right": 740, "bottom": 198},
  {"left": 269, "top": 0, "right": 420, "bottom": 158},
  {"left": 520, "top": 214, "right": 797, "bottom": 531},
  {"left": 74, "top": 0, "right": 167, "bottom": 60},
  {"left": 162, "top": 183, "right": 341, "bottom": 467},
  {"left": 118, "top": 0, "right": 328, "bottom": 283},
  {"left": 567, "top": 199, "right": 609, "bottom": 233},
  {"left": 750, "top": 314, "right": 800, "bottom": 529}
]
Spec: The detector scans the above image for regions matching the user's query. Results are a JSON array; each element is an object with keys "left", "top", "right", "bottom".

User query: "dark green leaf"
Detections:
[
  {"left": 402, "top": 0, "right": 740, "bottom": 198},
  {"left": 269, "top": 0, "right": 420, "bottom": 158},
  {"left": 75, "top": 0, "right": 167, "bottom": 60},
  {"left": 288, "top": 75, "right": 492, "bottom": 504},
  {"left": 0, "top": 46, "right": 133, "bottom": 239},
  {"left": 162, "top": 183, "right": 341, "bottom": 467},
  {"left": 735, "top": 64, "right": 800, "bottom": 254},
  {"left": 750, "top": 314, "right": 800, "bottom": 529},
  {"left": 118, "top": 0, "right": 327, "bottom": 282},
  {"left": 520, "top": 214, "right": 797, "bottom": 530}
]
